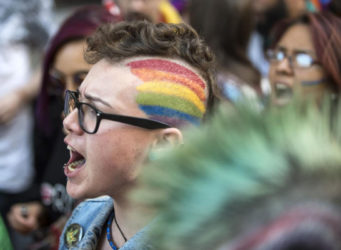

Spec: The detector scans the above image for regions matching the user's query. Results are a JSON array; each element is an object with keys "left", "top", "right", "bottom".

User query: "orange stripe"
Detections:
[
  {"left": 131, "top": 68, "right": 206, "bottom": 101},
  {"left": 127, "top": 59, "right": 206, "bottom": 89}
]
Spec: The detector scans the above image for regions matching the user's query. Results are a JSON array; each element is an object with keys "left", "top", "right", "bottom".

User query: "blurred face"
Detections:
[
  {"left": 268, "top": 24, "right": 328, "bottom": 105},
  {"left": 50, "top": 39, "right": 91, "bottom": 92},
  {"left": 63, "top": 58, "right": 161, "bottom": 200},
  {"left": 116, "top": 0, "right": 162, "bottom": 23}
]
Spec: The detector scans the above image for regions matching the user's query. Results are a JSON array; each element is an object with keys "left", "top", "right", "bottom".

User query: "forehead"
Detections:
[
  {"left": 79, "top": 59, "right": 141, "bottom": 107},
  {"left": 277, "top": 24, "right": 314, "bottom": 51},
  {"left": 53, "top": 40, "right": 89, "bottom": 72}
]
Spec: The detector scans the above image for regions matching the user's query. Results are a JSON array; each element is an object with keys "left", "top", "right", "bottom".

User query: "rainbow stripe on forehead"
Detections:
[{"left": 127, "top": 59, "right": 207, "bottom": 127}]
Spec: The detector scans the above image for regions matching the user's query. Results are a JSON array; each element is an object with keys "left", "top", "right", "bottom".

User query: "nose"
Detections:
[
  {"left": 275, "top": 57, "right": 294, "bottom": 76},
  {"left": 65, "top": 76, "right": 77, "bottom": 92},
  {"left": 63, "top": 109, "right": 83, "bottom": 135}
]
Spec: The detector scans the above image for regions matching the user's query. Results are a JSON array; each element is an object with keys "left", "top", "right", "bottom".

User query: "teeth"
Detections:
[
  {"left": 65, "top": 159, "right": 85, "bottom": 172},
  {"left": 67, "top": 145, "right": 74, "bottom": 155},
  {"left": 275, "top": 83, "right": 288, "bottom": 90},
  {"left": 274, "top": 83, "right": 293, "bottom": 99},
  {"left": 67, "top": 145, "right": 73, "bottom": 158}
]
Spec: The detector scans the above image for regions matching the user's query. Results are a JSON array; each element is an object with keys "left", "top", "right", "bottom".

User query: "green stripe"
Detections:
[{"left": 136, "top": 92, "right": 203, "bottom": 118}]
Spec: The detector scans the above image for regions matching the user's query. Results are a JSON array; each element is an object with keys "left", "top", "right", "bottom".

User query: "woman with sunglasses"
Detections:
[
  {"left": 7, "top": 5, "right": 121, "bottom": 248},
  {"left": 267, "top": 1, "right": 341, "bottom": 105}
]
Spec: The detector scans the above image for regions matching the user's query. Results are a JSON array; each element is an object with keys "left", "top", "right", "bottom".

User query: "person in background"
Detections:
[
  {"left": 251, "top": 0, "right": 334, "bottom": 96},
  {"left": 114, "top": 0, "right": 182, "bottom": 23},
  {"left": 268, "top": 0, "right": 341, "bottom": 105},
  {"left": 59, "top": 20, "right": 215, "bottom": 249},
  {"left": 7, "top": 5, "right": 121, "bottom": 249},
  {"left": 135, "top": 99, "right": 341, "bottom": 250},
  {"left": 249, "top": 0, "right": 288, "bottom": 80},
  {"left": 189, "top": 0, "right": 261, "bottom": 104},
  {"left": 0, "top": 0, "right": 53, "bottom": 222}
]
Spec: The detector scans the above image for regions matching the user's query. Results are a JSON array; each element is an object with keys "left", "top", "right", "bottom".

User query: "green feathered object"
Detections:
[{"left": 134, "top": 99, "right": 341, "bottom": 249}]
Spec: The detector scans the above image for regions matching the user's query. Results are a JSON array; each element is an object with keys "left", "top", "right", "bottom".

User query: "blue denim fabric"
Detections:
[{"left": 59, "top": 196, "right": 153, "bottom": 250}]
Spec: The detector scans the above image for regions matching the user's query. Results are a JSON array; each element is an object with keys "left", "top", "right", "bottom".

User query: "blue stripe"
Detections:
[
  {"left": 301, "top": 78, "right": 326, "bottom": 86},
  {"left": 139, "top": 105, "right": 201, "bottom": 125}
]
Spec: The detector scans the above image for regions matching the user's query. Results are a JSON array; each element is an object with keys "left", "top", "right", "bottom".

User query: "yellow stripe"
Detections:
[
  {"left": 137, "top": 81, "right": 205, "bottom": 113},
  {"left": 131, "top": 68, "right": 206, "bottom": 100}
]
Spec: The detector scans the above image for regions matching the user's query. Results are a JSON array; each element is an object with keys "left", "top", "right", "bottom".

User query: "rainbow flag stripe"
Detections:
[
  {"left": 136, "top": 92, "right": 202, "bottom": 118},
  {"left": 128, "top": 58, "right": 206, "bottom": 127},
  {"left": 127, "top": 59, "right": 206, "bottom": 89},
  {"left": 139, "top": 105, "right": 201, "bottom": 125},
  {"left": 136, "top": 81, "right": 205, "bottom": 114},
  {"left": 131, "top": 68, "right": 206, "bottom": 101}
]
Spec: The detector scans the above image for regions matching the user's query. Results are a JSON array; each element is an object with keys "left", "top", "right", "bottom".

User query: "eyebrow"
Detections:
[
  {"left": 77, "top": 89, "right": 112, "bottom": 108},
  {"left": 277, "top": 46, "right": 315, "bottom": 55},
  {"left": 293, "top": 49, "right": 315, "bottom": 55},
  {"left": 276, "top": 46, "right": 287, "bottom": 52}
]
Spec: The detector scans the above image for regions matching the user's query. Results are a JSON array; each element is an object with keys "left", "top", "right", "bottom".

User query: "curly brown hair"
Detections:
[{"left": 85, "top": 20, "right": 216, "bottom": 112}]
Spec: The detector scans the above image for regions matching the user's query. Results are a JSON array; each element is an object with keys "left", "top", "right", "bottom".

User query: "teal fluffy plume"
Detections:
[{"left": 134, "top": 100, "right": 341, "bottom": 249}]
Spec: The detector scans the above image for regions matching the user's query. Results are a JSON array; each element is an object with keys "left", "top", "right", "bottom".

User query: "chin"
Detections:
[{"left": 66, "top": 182, "right": 90, "bottom": 200}]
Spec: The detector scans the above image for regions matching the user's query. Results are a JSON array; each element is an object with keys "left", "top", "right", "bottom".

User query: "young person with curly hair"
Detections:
[{"left": 59, "top": 20, "right": 215, "bottom": 249}]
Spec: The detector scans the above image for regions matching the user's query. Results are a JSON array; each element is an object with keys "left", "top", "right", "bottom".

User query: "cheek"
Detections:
[
  {"left": 295, "top": 68, "right": 329, "bottom": 98},
  {"left": 295, "top": 67, "right": 326, "bottom": 84},
  {"left": 268, "top": 64, "right": 276, "bottom": 84},
  {"left": 86, "top": 127, "right": 154, "bottom": 176}
]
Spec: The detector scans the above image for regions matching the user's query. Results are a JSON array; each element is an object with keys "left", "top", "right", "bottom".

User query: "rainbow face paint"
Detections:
[
  {"left": 127, "top": 58, "right": 207, "bottom": 127},
  {"left": 301, "top": 78, "right": 326, "bottom": 86}
]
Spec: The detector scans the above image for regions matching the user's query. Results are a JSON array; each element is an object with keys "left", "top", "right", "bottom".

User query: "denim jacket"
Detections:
[{"left": 59, "top": 196, "right": 153, "bottom": 250}]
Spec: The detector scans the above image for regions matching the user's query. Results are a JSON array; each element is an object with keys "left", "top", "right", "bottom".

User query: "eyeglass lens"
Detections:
[
  {"left": 295, "top": 53, "right": 313, "bottom": 67},
  {"left": 64, "top": 91, "right": 75, "bottom": 116},
  {"left": 64, "top": 91, "right": 98, "bottom": 133},
  {"left": 79, "top": 103, "right": 98, "bottom": 133}
]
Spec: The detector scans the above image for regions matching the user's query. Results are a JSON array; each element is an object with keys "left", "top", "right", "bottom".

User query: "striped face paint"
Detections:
[
  {"left": 301, "top": 78, "right": 327, "bottom": 86},
  {"left": 127, "top": 59, "right": 207, "bottom": 127}
]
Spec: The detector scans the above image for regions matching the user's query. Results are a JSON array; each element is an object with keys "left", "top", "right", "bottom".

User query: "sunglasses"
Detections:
[
  {"left": 64, "top": 90, "right": 171, "bottom": 134},
  {"left": 267, "top": 49, "right": 320, "bottom": 68}
]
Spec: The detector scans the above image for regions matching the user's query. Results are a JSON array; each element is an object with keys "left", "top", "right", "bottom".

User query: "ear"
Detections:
[{"left": 152, "top": 127, "right": 183, "bottom": 149}]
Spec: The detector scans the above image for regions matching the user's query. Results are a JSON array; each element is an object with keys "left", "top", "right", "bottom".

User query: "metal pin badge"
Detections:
[{"left": 65, "top": 223, "right": 83, "bottom": 248}]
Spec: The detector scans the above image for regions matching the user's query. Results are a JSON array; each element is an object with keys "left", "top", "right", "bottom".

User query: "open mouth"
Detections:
[
  {"left": 274, "top": 83, "right": 293, "bottom": 104},
  {"left": 64, "top": 145, "right": 86, "bottom": 174}
]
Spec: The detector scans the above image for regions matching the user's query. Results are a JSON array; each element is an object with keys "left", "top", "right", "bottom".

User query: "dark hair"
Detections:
[
  {"left": 189, "top": 0, "right": 260, "bottom": 90},
  {"left": 36, "top": 5, "right": 122, "bottom": 134},
  {"left": 270, "top": 10, "right": 341, "bottom": 92},
  {"left": 85, "top": 20, "right": 216, "bottom": 113},
  {"left": 330, "top": 0, "right": 341, "bottom": 16}
]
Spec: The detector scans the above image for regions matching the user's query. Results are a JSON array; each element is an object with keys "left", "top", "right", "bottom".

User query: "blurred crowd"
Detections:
[{"left": 0, "top": 0, "right": 341, "bottom": 249}]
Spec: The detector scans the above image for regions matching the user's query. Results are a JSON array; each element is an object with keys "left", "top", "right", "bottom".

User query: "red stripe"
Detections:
[{"left": 127, "top": 59, "right": 206, "bottom": 89}]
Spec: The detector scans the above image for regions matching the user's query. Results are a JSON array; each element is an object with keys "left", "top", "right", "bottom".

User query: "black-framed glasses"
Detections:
[
  {"left": 64, "top": 90, "right": 171, "bottom": 134},
  {"left": 267, "top": 49, "right": 320, "bottom": 68}
]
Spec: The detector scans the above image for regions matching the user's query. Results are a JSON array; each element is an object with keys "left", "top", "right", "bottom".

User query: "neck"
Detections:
[{"left": 111, "top": 193, "right": 155, "bottom": 242}]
